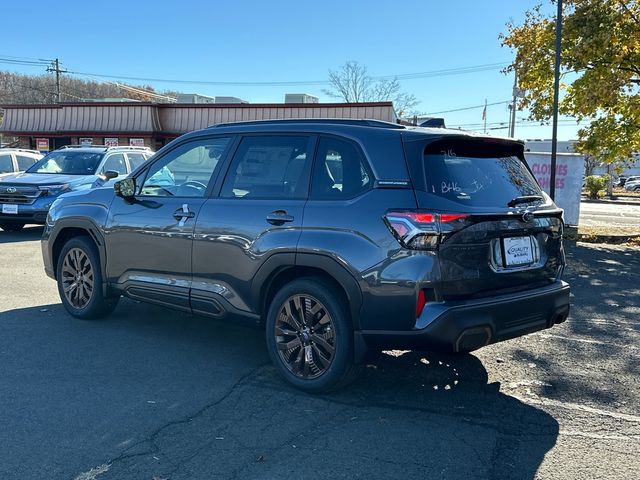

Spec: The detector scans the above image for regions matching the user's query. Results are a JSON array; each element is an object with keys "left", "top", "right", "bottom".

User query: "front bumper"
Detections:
[
  {"left": 0, "top": 199, "right": 56, "bottom": 224},
  {"left": 360, "top": 280, "right": 570, "bottom": 352}
]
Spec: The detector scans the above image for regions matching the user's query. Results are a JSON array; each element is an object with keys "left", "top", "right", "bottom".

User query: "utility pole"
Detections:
[
  {"left": 46, "top": 58, "right": 67, "bottom": 103},
  {"left": 482, "top": 99, "right": 487, "bottom": 134},
  {"left": 549, "top": 0, "right": 563, "bottom": 200},
  {"left": 509, "top": 71, "right": 518, "bottom": 138}
]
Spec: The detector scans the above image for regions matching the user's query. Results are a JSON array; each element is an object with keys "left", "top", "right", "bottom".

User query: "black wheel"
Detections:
[
  {"left": 56, "top": 236, "right": 119, "bottom": 319},
  {"left": 0, "top": 222, "right": 25, "bottom": 232},
  {"left": 266, "top": 278, "right": 358, "bottom": 393}
]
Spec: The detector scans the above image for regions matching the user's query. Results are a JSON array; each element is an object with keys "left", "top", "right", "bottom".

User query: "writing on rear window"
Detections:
[{"left": 424, "top": 149, "right": 541, "bottom": 207}]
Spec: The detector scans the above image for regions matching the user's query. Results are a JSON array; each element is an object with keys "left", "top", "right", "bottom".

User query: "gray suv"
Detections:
[
  {"left": 42, "top": 120, "right": 570, "bottom": 392},
  {"left": 0, "top": 145, "right": 152, "bottom": 231}
]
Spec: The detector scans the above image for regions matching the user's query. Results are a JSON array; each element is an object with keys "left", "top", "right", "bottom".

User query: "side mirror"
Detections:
[
  {"left": 114, "top": 177, "right": 136, "bottom": 198},
  {"left": 102, "top": 170, "right": 119, "bottom": 180}
]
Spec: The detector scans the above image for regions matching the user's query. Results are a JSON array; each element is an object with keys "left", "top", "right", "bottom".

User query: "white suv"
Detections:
[{"left": 0, "top": 149, "right": 43, "bottom": 177}]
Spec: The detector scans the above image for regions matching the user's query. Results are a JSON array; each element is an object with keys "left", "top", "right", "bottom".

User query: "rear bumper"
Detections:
[{"left": 360, "top": 280, "right": 570, "bottom": 352}]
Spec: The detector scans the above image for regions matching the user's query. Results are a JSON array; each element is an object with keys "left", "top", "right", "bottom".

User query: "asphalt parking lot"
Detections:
[{"left": 1, "top": 227, "right": 639, "bottom": 480}]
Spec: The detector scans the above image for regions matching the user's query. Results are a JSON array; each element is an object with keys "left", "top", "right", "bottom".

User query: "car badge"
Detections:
[{"left": 521, "top": 211, "right": 534, "bottom": 223}]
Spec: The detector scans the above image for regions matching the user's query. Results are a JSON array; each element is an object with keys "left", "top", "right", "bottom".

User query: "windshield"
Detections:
[
  {"left": 424, "top": 152, "right": 542, "bottom": 207},
  {"left": 26, "top": 151, "right": 104, "bottom": 175}
]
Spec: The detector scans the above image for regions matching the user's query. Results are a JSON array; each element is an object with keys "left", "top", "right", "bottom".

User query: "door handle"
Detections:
[
  {"left": 266, "top": 210, "right": 294, "bottom": 225},
  {"left": 173, "top": 210, "right": 195, "bottom": 220},
  {"left": 173, "top": 204, "right": 195, "bottom": 224}
]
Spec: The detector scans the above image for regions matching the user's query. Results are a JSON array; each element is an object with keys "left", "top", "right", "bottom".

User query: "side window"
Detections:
[
  {"left": 221, "top": 136, "right": 311, "bottom": 199},
  {"left": 127, "top": 152, "right": 148, "bottom": 171},
  {"left": 140, "top": 137, "right": 230, "bottom": 197},
  {"left": 0, "top": 154, "right": 13, "bottom": 173},
  {"left": 16, "top": 155, "right": 38, "bottom": 171},
  {"left": 311, "top": 137, "right": 372, "bottom": 200},
  {"left": 102, "top": 153, "right": 127, "bottom": 175}
]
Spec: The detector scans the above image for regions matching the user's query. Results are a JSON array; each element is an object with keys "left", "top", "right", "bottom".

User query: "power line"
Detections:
[
  {"left": 0, "top": 58, "right": 51, "bottom": 67},
  {"left": 0, "top": 54, "right": 52, "bottom": 62},
  {"left": 61, "top": 62, "right": 508, "bottom": 87},
  {"left": 420, "top": 100, "right": 511, "bottom": 116}
]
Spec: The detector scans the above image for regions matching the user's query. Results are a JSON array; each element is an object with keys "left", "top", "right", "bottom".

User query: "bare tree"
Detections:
[
  {"left": 583, "top": 155, "right": 602, "bottom": 177},
  {"left": 323, "top": 61, "right": 419, "bottom": 116}
]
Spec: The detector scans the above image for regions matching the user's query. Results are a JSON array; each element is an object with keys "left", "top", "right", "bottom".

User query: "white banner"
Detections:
[{"left": 524, "top": 152, "right": 585, "bottom": 226}]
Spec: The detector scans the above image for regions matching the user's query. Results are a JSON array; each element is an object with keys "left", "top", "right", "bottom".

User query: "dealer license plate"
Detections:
[
  {"left": 2, "top": 204, "right": 18, "bottom": 215},
  {"left": 503, "top": 236, "right": 534, "bottom": 266}
]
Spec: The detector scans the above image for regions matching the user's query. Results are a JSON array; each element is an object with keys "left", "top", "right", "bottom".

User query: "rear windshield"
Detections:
[
  {"left": 424, "top": 151, "right": 542, "bottom": 207},
  {"left": 27, "top": 151, "right": 104, "bottom": 175}
]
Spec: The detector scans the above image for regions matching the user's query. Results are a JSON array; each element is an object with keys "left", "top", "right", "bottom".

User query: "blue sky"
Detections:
[{"left": 2, "top": 0, "right": 580, "bottom": 140}]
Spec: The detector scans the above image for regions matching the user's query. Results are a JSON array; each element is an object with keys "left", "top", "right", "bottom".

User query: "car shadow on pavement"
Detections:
[
  {"left": 2, "top": 300, "right": 559, "bottom": 480},
  {"left": 0, "top": 225, "right": 44, "bottom": 244}
]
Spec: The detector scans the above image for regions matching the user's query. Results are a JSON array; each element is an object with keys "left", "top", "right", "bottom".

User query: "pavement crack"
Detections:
[{"left": 103, "top": 363, "right": 270, "bottom": 477}]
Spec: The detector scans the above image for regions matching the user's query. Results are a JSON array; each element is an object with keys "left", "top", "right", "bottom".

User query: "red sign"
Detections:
[{"left": 36, "top": 138, "right": 49, "bottom": 151}]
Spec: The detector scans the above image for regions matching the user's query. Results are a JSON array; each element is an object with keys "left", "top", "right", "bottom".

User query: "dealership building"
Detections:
[{"left": 0, "top": 101, "right": 397, "bottom": 152}]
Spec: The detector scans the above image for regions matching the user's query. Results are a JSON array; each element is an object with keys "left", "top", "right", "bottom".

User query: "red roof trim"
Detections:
[
  {"left": 0, "top": 101, "right": 394, "bottom": 109},
  {"left": 1, "top": 131, "right": 155, "bottom": 138},
  {"left": 160, "top": 101, "right": 394, "bottom": 109}
]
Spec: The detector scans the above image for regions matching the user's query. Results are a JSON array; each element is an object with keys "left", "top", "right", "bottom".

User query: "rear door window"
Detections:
[
  {"left": 221, "top": 136, "right": 312, "bottom": 199},
  {"left": 127, "top": 152, "right": 148, "bottom": 171},
  {"left": 424, "top": 148, "right": 541, "bottom": 207},
  {"left": 0, "top": 154, "right": 13, "bottom": 173},
  {"left": 16, "top": 155, "right": 38, "bottom": 171}
]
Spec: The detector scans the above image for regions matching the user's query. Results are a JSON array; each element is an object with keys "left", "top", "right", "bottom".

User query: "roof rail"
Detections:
[
  {"left": 210, "top": 118, "right": 406, "bottom": 130},
  {"left": 58, "top": 145, "right": 150, "bottom": 151},
  {"left": 0, "top": 148, "right": 41, "bottom": 154},
  {"left": 106, "top": 146, "right": 151, "bottom": 151},
  {"left": 59, "top": 145, "right": 102, "bottom": 149}
]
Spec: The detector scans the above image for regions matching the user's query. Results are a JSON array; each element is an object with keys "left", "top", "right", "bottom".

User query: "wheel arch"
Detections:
[
  {"left": 50, "top": 218, "right": 107, "bottom": 286},
  {"left": 253, "top": 252, "right": 363, "bottom": 330}
]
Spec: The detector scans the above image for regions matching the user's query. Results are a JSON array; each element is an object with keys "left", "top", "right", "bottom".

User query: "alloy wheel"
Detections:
[
  {"left": 275, "top": 294, "right": 336, "bottom": 379},
  {"left": 61, "top": 248, "right": 94, "bottom": 309}
]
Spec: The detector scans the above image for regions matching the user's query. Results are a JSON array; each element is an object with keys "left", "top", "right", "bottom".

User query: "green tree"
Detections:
[{"left": 501, "top": 1, "right": 640, "bottom": 166}]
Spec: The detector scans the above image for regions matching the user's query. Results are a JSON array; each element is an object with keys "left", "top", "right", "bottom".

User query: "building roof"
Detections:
[{"left": 0, "top": 102, "right": 397, "bottom": 137}]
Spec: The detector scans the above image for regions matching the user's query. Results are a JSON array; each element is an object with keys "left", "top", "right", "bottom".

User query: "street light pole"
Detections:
[{"left": 549, "top": 0, "right": 563, "bottom": 200}]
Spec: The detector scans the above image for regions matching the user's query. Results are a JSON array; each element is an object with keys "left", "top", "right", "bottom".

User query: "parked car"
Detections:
[
  {"left": 618, "top": 175, "right": 640, "bottom": 187},
  {"left": 0, "top": 145, "right": 152, "bottom": 231},
  {"left": 42, "top": 119, "right": 570, "bottom": 392},
  {"left": 0, "top": 149, "right": 43, "bottom": 177},
  {"left": 624, "top": 178, "right": 640, "bottom": 191}
]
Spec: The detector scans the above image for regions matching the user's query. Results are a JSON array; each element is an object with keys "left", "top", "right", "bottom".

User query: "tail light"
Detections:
[
  {"left": 416, "top": 289, "right": 426, "bottom": 317},
  {"left": 384, "top": 211, "right": 469, "bottom": 250}
]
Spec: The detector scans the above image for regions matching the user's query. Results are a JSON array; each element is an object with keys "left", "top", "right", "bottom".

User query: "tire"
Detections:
[
  {"left": 56, "top": 236, "right": 119, "bottom": 319},
  {"left": 265, "top": 277, "right": 359, "bottom": 393},
  {"left": 0, "top": 222, "right": 25, "bottom": 232}
]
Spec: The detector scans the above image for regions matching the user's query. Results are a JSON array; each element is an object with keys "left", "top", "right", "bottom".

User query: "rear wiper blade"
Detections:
[{"left": 507, "top": 195, "right": 543, "bottom": 207}]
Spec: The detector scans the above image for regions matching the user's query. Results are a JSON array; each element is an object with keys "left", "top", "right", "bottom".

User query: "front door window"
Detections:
[{"left": 140, "top": 137, "right": 231, "bottom": 197}]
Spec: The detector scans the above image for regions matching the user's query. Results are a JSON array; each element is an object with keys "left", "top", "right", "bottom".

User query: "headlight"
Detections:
[{"left": 38, "top": 184, "right": 70, "bottom": 196}]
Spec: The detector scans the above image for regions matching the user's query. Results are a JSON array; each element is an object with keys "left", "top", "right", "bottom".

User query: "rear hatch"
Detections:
[{"left": 402, "top": 134, "right": 564, "bottom": 300}]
